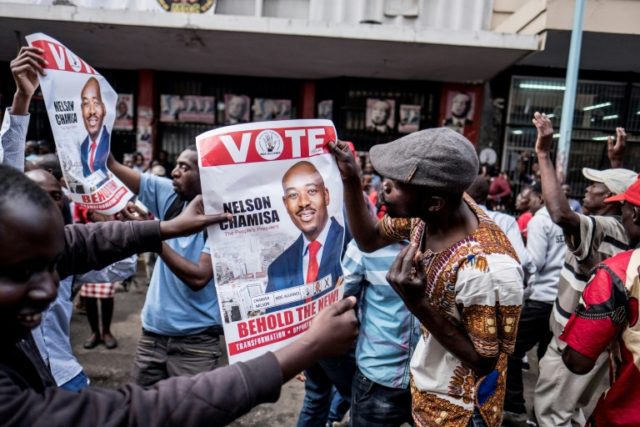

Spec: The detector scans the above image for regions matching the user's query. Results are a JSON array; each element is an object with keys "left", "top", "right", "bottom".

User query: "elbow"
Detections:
[
  {"left": 472, "top": 355, "right": 498, "bottom": 378},
  {"left": 562, "top": 347, "right": 595, "bottom": 375},
  {"left": 549, "top": 208, "right": 574, "bottom": 227},
  {"left": 189, "top": 278, "right": 209, "bottom": 291}
]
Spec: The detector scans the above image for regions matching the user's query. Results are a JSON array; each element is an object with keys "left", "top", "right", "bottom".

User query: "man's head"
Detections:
[
  {"left": 369, "top": 127, "right": 478, "bottom": 219},
  {"left": 171, "top": 145, "right": 201, "bottom": 201},
  {"left": 527, "top": 182, "right": 544, "bottom": 215},
  {"left": 370, "top": 100, "right": 391, "bottom": 126},
  {"left": 81, "top": 77, "right": 105, "bottom": 141},
  {"left": 37, "top": 140, "right": 54, "bottom": 155},
  {"left": 31, "top": 153, "right": 63, "bottom": 182},
  {"left": 25, "top": 140, "right": 38, "bottom": 156},
  {"left": 581, "top": 168, "right": 637, "bottom": 216},
  {"left": 227, "top": 96, "right": 247, "bottom": 120},
  {"left": 604, "top": 178, "right": 640, "bottom": 247},
  {"left": 467, "top": 175, "right": 490, "bottom": 206},
  {"left": 450, "top": 92, "right": 472, "bottom": 119},
  {"left": 0, "top": 165, "right": 64, "bottom": 343},
  {"left": 515, "top": 186, "right": 532, "bottom": 213},
  {"left": 25, "top": 169, "right": 65, "bottom": 214},
  {"left": 282, "top": 161, "right": 330, "bottom": 241}
]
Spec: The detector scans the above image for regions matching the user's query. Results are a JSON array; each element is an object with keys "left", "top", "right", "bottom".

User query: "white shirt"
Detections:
[{"left": 301, "top": 218, "right": 331, "bottom": 282}]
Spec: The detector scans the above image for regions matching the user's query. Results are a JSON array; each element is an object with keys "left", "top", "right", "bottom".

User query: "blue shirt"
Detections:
[
  {"left": 139, "top": 174, "right": 221, "bottom": 335},
  {"left": 342, "top": 240, "right": 420, "bottom": 389}
]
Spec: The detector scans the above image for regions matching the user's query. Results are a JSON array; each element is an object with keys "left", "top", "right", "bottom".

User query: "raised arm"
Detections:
[
  {"left": 533, "top": 112, "right": 581, "bottom": 243},
  {"left": 1, "top": 47, "right": 47, "bottom": 170},
  {"left": 329, "top": 140, "right": 394, "bottom": 252},
  {"left": 108, "top": 153, "right": 142, "bottom": 194},
  {"left": 160, "top": 244, "right": 213, "bottom": 291}
]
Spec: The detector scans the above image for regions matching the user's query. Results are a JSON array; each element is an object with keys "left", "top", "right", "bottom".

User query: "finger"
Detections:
[
  {"left": 608, "top": 136, "right": 614, "bottom": 150},
  {"left": 12, "top": 58, "right": 46, "bottom": 77},
  {"left": 399, "top": 243, "right": 419, "bottom": 276},
  {"left": 388, "top": 244, "right": 411, "bottom": 277},
  {"left": 202, "top": 212, "right": 233, "bottom": 224},
  {"left": 328, "top": 140, "right": 346, "bottom": 158},
  {"left": 332, "top": 296, "right": 357, "bottom": 315},
  {"left": 15, "top": 51, "right": 47, "bottom": 66}
]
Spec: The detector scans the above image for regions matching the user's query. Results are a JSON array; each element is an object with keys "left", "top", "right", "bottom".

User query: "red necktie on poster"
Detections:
[
  {"left": 89, "top": 141, "right": 97, "bottom": 173},
  {"left": 305, "top": 240, "right": 321, "bottom": 302}
]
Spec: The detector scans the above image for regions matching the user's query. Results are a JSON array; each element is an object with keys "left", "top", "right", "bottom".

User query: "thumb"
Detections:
[
  {"left": 202, "top": 212, "right": 233, "bottom": 225},
  {"left": 333, "top": 296, "right": 357, "bottom": 315}
]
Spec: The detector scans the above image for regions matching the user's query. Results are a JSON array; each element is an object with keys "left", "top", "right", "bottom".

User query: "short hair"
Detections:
[
  {"left": 32, "top": 154, "right": 63, "bottom": 181},
  {"left": 531, "top": 181, "right": 543, "bottom": 196},
  {"left": 466, "top": 175, "right": 490, "bottom": 205},
  {"left": 185, "top": 144, "right": 197, "bottom": 153},
  {"left": 0, "top": 165, "right": 55, "bottom": 217}
]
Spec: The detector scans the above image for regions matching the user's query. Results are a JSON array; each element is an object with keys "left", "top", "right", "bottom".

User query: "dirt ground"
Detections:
[{"left": 70, "top": 268, "right": 306, "bottom": 427}]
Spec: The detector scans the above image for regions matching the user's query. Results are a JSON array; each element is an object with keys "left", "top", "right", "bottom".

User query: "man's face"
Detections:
[
  {"left": 0, "top": 203, "right": 64, "bottom": 342},
  {"left": 582, "top": 182, "right": 610, "bottom": 214},
  {"left": 227, "top": 97, "right": 246, "bottom": 120},
  {"left": 515, "top": 189, "right": 532, "bottom": 212},
  {"left": 451, "top": 93, "right": 471, "bottom": 118},
  {"left": 371, "top": 101, "right": 390, "bottom": 126},
  {"left": 380, "top": 178, "right": 422, "bottom": 218},
  {"left": 282, "top": 165, "right": 330, "bottom": 241},
  {"left": 81, "top": 79, "right": 105, "bottom": 141},
  {"left": 27, "top": 170, "right": 65, "bottom": 214},
  {"left": 171, "top": 149, "right": 201, "bottom": 201},
  {"left": 528, "top": 190, "right": 544, "bottom": 213}
]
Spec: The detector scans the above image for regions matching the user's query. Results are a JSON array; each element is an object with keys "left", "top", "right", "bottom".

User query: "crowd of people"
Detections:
[{"left": 1, "top": 46, "right": 640, "bottom": 427}]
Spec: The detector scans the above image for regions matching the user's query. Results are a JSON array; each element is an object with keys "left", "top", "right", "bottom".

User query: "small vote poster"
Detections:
[
  {"left": 26, "top": 33, "right": 133, "bottom": 213},
  {"left": 196, "top": 120, "right": 345, "bottom": 363}
]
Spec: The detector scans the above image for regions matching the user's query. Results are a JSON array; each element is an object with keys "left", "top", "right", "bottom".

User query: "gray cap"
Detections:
[
  {"left": 582, "top": 168, "right": 638, "bottom": 195},
  {"left": 369, "top": 127, "right": 479, "bottom": 193}
]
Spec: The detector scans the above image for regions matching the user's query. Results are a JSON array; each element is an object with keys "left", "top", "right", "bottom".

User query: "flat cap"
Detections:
[{"left": 370, "top": 127, "right": 479, "bottom": 193}]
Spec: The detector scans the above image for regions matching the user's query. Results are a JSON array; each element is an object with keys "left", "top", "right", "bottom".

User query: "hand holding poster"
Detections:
[
  {"left": 197, "top": 120, "right": 345, "bottom": 363},
  {"left": 25, "top": 33, "right": 134, "bottom": 214}
]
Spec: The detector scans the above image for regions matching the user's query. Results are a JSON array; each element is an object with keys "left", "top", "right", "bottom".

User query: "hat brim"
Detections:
[{"left": 604, "top": 193, "right": 625, "bottom": 204}]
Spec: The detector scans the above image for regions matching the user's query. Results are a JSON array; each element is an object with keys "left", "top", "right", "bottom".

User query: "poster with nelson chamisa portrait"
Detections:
[
  {"left": 26, "top": 33, "right": 134, "bottom": 214},
  {"left": 196, "top": 119, "right": 345, "bottom": 363}
]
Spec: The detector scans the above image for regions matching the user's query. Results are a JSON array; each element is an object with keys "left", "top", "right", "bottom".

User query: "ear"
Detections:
[
  {"left": 426, "top": 196, "right": 445, "bottom": 213},
  {"left": 324, "top": 188, "right": 330, "bottom": 206},
  {"left": 633, "top": 206, "right": 640, "bottom": 225}
]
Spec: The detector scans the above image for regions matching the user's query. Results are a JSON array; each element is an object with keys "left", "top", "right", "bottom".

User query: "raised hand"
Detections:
[
  {"left": 10, "top": 46, "right": 47, "bottom": 115},
  {"left": 607, "top": 127, "right": 626, "bottom": 168},
  {"left": 533, "top": 112, "right": 554, "bottom": 154},
  {"left": 328, "top": 139, "right": 360, "bottom": 181},
  {"left": 386, "top": 243, "right": 426, "bottom": 314}
]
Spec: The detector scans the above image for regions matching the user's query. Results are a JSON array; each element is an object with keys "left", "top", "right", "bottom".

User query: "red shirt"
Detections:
[
  {"left": 516, "top": 211, "right": 533, "bottom": 239},
  {"left": 561, "top": 249, "right": 640, "bottom": 427}
]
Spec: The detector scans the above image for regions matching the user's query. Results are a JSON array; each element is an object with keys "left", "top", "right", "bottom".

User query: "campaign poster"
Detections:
[
  {"left": 197, "top": 119, "right": 345, "bottom": 363},
  {"left": 178, "top": 95, "right": 215, "bottom": 124},
  {"left": 366, "top": 98, "right": 395, "bottom": 134},
  {"left": 160, "top": 94, "right": 183, "bottom": 123},
  {"left": 26, "top": 33, "right": 134, "bottom": 214},
  {"left": 439, "top": 84, "right": 483, "bottom": 145},
  {"left": 253, "top": 98, "right": 292, "bottom": 122},
  {"left": 398, "top": 104, "right": 420, "bottom": 133},
  {"left": 224, "top": 94, "right": 251, "bottom": 125},
  {"left": 317, "top": 99, "right": 333, "bottom": 120},
  {"left": 114, "top": 93, "right": 134, "bottom": 131}
]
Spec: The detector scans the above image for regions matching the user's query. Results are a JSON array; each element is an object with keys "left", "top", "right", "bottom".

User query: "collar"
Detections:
[{"left": 303, "top": 218, "right": 331, "bottom": 254}]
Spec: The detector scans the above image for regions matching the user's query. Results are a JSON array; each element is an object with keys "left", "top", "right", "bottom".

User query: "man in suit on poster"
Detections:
[
  {"left": 265, "top": 160, "right": 344, "bottom": 312},
  {"left": 79, "top": 77, "right": 110, "bottom": 184}
]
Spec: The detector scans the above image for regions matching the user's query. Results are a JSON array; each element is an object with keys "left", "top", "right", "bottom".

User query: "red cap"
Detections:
[{"left": 605, "top": 177, "right": 640, "bottom": 206}]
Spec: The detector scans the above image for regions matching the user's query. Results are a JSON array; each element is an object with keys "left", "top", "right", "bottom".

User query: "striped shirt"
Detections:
[
  {"left": 342, "top": 240, "right": 420, "bottom": 389},
  {"left": 550, "top": 214, "right": 629, "bottom": 344}
]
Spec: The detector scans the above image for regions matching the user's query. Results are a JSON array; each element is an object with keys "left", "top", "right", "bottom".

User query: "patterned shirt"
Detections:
[
  {"left": 560, "top": 248, "right": 640, "bottom": 426},
  {"left": 551, "top": 214, "right": 628, "bottom": 343},
  {"left": 379, "top": 196, "right": 523, "bottom": 427}
]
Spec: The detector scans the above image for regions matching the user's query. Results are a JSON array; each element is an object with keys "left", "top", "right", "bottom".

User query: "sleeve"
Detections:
[
  {"left": 57, "top": 221, "right": 162, "bottom": 279},
  {"left": 341, "top": 240, "right": 366, "bottom": 298},
  {"left": 0, "top": 352, "right": 282, "bottom": 427},
  {"left": 138, "top": 173, "right": 176, "bottom": 219},
  {"left": 560, "top": 266, "right": 623, "bottom": 361},
  {"left": 75, "top": 255, "right": 138, "bottom": 284},
  {"left": 202, "top": 243, "right": 211, "bottom": 255},
  {"left": 0, "top": 108, "right": 29, "bottom": 171},
  {"left": 378, "top": 215, "right": 412, "bottom": 241},
  {"left": 456, "top": 259, "right": 523, "bottom": 357},
  {"left": 526, "top": 215, "right": 548, "bottom": 273},
  {"left": 570, "top": 215, "right": 620, "bottom": 263}
]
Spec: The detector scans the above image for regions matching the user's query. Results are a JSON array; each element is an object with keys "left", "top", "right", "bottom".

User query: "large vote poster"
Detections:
[
  {"left": 26, "top": 33, "right": 134, "bottom": 214},
  {"left": 197, "top": 120, "right": 345, "bottom": 363}
]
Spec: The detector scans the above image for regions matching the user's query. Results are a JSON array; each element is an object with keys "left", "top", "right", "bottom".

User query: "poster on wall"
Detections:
[
  {"left": 253, "top": 98, "right": 292, "bottom": 122},
  {"left": 224, "top": 94, "right": 251, "bottom": 125},
  {"left": 160, "top": 94, "right": 183, "bottom": 123},
  {"left": 114, "top": 93, "right": 134, "bottom": 131},
  {"left": 365, "top": 98, "right": 395, "bottom": 134},
  {"left": 196, "top": 119, "right": 345, "bottom": 363},
  {"left": 136, "top": 105, "right": 154, "bottom": 169},
  {"left": 398, "top": 104, "right": 420, "bottom": 133},
  {"left": 178, "top": 95, "right": 216, "bottom": 124},
  {"left": 25, "top": 32, "right": 134, "bottom": 214},
  {"left": 317, "top": 100, "right": 333, "bottom": 120},
  {"left": 439, "top": 84, "right": 483, "bottom": 145}
]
